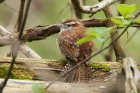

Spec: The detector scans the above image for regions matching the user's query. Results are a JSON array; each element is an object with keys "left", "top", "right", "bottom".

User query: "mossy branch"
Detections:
[{"left": 0, "top": 56, "right": 121, "bottom": 71}]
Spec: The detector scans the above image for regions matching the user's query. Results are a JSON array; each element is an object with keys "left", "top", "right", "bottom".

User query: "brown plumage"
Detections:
[{"left": 57, "top": 18, "right": 94, "bottom": 83}]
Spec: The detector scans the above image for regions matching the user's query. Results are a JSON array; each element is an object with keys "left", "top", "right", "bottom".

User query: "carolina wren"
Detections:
[{"left": 57, "top": 18, "right": 94, "bottom": 83}]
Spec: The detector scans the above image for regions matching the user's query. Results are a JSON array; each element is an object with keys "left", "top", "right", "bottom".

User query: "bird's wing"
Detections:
[
  {"left": 79, "top": 41, "right": 94, "bottom": 64},
  {"left": 58, "top": 36, "right": 80, "bottom": 62}
]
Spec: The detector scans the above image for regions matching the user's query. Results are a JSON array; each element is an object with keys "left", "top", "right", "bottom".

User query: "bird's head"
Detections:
[{"left": 56, "top": 18, "right": 85, "bottom": 32}]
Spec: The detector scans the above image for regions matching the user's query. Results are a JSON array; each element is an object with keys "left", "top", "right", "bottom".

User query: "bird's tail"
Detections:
[{"left": 60, "top": 61, "right": 94, "bottom": 83}]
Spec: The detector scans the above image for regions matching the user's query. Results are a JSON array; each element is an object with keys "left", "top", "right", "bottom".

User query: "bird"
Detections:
[{"left": 56, "top": 18, "right": 94, "bottom": 83}]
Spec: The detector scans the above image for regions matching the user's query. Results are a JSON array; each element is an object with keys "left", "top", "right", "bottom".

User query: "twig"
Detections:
[
  {"left": 18, "top": 0, "right": 31, "bottom": 39},
  {"left": 0, "top": 35, "right": 13, "bottom": 46},
  {"left": 0, "top": 41, "right": 20, "bottom": 92},
  {"left": 2, "top": 3, "right": 18, "bottom": 13},
  {"left": 0, "top": 25, "right": 41, "bottom": 58},
  {"left": 71, "top": 0, "right": 83, "bottom": 19},
  {"left": 19, "top": 44, "right": 41, "bottom": 58},
  {"left": 7, "top": 0, "right": 26, "bottom": 57},
  {"left": 126, "top": 27, "right": 140, "bottom": 44},
  {"left": 45, "top": 10, "right": 140, "bottom": 90},
  {"left": 71, "top": 0, "right": 119, "bottom": 14},
  {"left": 0, "top": 0, "right": 31, "bottom": 92},
  {"left": 0, "top": 0, "right": 4, "bottom": 3},
  {"left": 15, "top": 0, "right": 26, "bottom": 32},
  {"left": 99, "top": 30, "right": 118, "bottom": 50},
  {"left": 0, "top": 25, "right": 11, "bottom": 35}
]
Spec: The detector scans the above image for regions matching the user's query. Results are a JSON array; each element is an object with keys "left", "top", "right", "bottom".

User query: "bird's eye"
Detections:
[{"left": 67, "top": 24, "right": 71, "bottom": 27}]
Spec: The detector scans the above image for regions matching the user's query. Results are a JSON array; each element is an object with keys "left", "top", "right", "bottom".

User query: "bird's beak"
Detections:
[{"left": 55, "top": 23, "right": 63, "bottom": 28}]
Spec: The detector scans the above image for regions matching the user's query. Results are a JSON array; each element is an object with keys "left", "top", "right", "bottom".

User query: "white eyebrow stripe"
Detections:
[
  {"left": 66, "top": 21, "right": 82, "bottom": 25},
  {"left": 68, "top": 21, "right": 76, "bottom": 24}
]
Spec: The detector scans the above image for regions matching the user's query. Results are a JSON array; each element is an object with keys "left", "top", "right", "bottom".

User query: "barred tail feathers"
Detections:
[{"left": 60, "top": 61, "right": 94, "bottom": 83}]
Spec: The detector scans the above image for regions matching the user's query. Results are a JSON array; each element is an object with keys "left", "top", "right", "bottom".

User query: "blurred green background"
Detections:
[{"left": 0, "top": 0, "right": 140, "bottom": 64}]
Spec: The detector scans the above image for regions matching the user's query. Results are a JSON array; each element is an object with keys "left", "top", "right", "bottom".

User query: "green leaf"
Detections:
[
  {"left": 96, "top": 37, "right": 105, "bottom": 42},
  {"left": 118, "top": 24, "right": 127, "bottom": 28},
  {"left": 114, "top": 16, "right": 124, "bottom": 20},
  {"left": 32, "top": 83, "right": 45, "bottom": 93},
  {"left": 77, "top": 27, "right": 110, "bottom": 44},
  {"left": 135, "top": 18, "right": 140, "bottom": 23},
  {"left": 94, "top": 27, "right": 110, "bottom": 34},
  {"left": 118, "top": 19, "right": 132, "bottom": 27},
  {"left": 86, "top": 31, "right": 99, "bottom": 37},
  {"left": 76, "top": 36, "right": 95, "bottom": 45},
  {"left": 111, "top": 18, "right": 122, "bottom": 24},
  {"left": 122, "top": 19, "right": 132, "bottom": 25},
  {"left": 117, "top": 4, "right": 138, "bottom": 18}
]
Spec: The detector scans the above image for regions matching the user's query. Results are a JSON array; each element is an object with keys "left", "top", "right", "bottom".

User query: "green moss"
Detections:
[
  {"left": 0, "top": 64, "right": 34, "bottom": 80},
  {"left": 91, "top": 63, "right": 111, "bottom": 72}
]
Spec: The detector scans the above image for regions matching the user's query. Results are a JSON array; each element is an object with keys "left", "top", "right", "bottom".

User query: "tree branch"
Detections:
[
  {"left": 1, "top": 18, "right": 140, "bottom": 46},
  {"left": 71, "top": 0, "right": 83, "bottom": 19},
  {"left": 0, "top": 56, "right": 122, "bottom": 71},
  {"left": 0, "top": 25, "right": 41, "bottom": 58},
  {"left": 71, "top": 0, "right": 119, "bottom": 14},
  {"left": 99, "top": 0, "right": 126, "bottom": 61},
  {"left": 21, "top": 18, "right": 107, "bottom": 42}
]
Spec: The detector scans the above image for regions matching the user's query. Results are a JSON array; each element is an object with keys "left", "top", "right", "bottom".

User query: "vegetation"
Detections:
[
  {"left": 77, "top": 4, "right": 139, "bottom": 44},
  {"left": 0, "top": 64, "right": 34, "bottom": 80}
]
